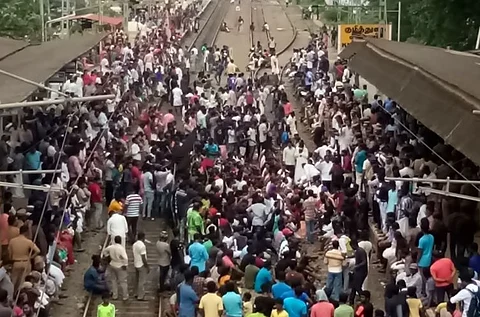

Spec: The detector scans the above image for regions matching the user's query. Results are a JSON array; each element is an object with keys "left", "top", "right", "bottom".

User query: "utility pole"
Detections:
[
  {"left": 61, "top": 0, "right": 65, "bottom": 35},
  {"left": 397, "top": 1, "right": 401, "bottom": 41},
  {"left": 40, "top": 0, "right": 45, "bottom": 41},
  {"left": 123, "top": 1, "right": 129, "bottom": 33},
  {"left": 46, "top": 0, "right": 51, "bottom": 31},
  {"left": 66, "top": 0, "right": 70, "bottom": 37},
  {"left": 99, "top": 0, "right": 104, "bottom": 27}
]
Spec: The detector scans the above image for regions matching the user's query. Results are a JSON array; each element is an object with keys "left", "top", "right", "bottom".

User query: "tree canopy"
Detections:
[
  {"left": 0, "top": 0, "right": 41, "bottom": 39},
  {"left": 405, "top": 0, "right": 480, "bottom": 50}
]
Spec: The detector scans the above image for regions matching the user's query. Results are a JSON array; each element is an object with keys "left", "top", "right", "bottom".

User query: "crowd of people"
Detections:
[
  {"left": 84, "top": 23, "right": 480, "bottom": 317},
  {"left": 2, "top": 2, "right": 480, "bottom": 317}
]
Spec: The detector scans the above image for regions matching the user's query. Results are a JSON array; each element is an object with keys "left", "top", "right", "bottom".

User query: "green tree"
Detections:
[
  {"left": 407, "top": 0, "right": 480, "bottom": 50},
  {"left": 0, "top": 0, "right": 41, "bottom": 39}
]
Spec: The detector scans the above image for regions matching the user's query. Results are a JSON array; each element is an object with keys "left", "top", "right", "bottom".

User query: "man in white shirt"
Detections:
[
  {"left": 102, "top": 235, "right": 129, "bottom": 300},
  {"left": 107, "top": 213, "right": 128, "bottom": 248},
  {"left": 100, "top": 56, "right": 110, "bottom": 74},
  {"left": 316, "top": 153, "right": 334, "bottom": 187},
  {"left": 143, "top": 167, "right": 155, "bottom": 220},
  {"left": 172, "top": 85, "right": 183, "bottom": 115},
  {"left": 258, "top": 120, "right": 268, "bottom": 154},
  {"left": 131, "top": 137, "right": 142, "bottom": 161},
  {"left": 132, "top": 232, "right": 149, "bottom": 300},
  {"left": 399, "top": 158, "right": 414, "bottom": 177},
  {"left": 450, "top": 272, "right": 480, "bottom": 317},
  {"left": 283, "top": 142, "right": 296, "bottom": 177}
]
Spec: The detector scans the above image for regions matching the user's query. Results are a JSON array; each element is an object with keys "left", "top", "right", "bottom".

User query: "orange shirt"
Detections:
[
  {"left": 311, "top": 302, "right": 334, "bottom": 317},
  {"left": 0, "top": 213, "right": 8, "bottom": 245},
  {"left": 430, "top": 258, "right": 455, "bottom": 287}
]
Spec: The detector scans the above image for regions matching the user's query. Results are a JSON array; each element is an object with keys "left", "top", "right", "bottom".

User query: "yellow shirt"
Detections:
[
  {"left": 226, "top": 63, "right": 237, "bottom": 74},
  {"left": 435, "top": 302, "right": 453, "bottom": 317},
  {"left": 407, "top": 298, "right": 423, "bottom": 317},
  {"left": 97, "top": 303, "right": 115, "bottom": 317},
  {"left": 108, "top": 200, "right": 123, "bottom": 213},
  {"left": 271, "top": 309, "right": 289, "bottom": 317},
  {"left": 199, "top": 293, "right": 223, "bottom": 317},
  {"left": 219, "top": 275, "right": 231, "bottom": 286}
]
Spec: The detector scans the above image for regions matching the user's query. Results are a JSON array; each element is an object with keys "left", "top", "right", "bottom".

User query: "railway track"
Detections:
[
  {"left": 251, "top": 3, "right": 270, "bottom": 49},
  {"left": 188, "top": 0, "right": 230, "bottom": 50},
  {"left": 82, "top": 219, "right": 168, "bottom": 317},
  {"left": 81, "top": 3, "right": 232, "bottom": 317}
]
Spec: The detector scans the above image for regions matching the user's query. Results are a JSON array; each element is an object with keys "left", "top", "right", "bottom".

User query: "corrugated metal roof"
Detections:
[
  {"left": 0, "top": 37, "right": 30, "bottom": 60},
  {"left": 0, "top": 33, "right": 107, "bottom": 104},
  {"left": 339, "top": 38, "right": 480, "bottom": 166}
]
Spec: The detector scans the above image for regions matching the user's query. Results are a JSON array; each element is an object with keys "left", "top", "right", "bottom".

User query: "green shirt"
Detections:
[
  {"left": 244, "top": 264, "right": 260, "bottom": 289},
  {"left": 353, "top": 89, "right": 367, "bottom": 102},
  {"left": 203, "top": 239, "right": 213, "bottom": 253},
  {"left": 334, "top": 304, "right": 354, "bottom": 317},
  {"left": 247, "top": 313, "right": 267, "bottom": 317},
  {"left": 187, "top": 210, "right": 204, "bottom": 236},
  {"left": 97, "top": 303, "right": 115, "bottom": 317}
]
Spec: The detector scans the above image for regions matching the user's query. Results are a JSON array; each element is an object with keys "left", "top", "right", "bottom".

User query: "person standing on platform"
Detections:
[
  {"left": 188, "top": 233, "right": 209, "bottom": 273},
  {"left": 103, "top": 235, "right": 129, "bottom": 301},
  {"left": 133, "top": 232, "right": 149, "bottom": 301}
]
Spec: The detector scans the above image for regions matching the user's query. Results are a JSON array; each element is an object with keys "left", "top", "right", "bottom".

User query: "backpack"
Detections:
[
  {"left": 281, "top": 131, "right": 289, "bottom": 144},
  {"left": 467, "top": 285, "right": 480, "bottom": 317}
]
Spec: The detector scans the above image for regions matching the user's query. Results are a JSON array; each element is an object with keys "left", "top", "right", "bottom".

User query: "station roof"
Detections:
[
  {"left": 74, "top": 14, "right": 123, "bottom": 26},
  {"left": 339, "top": 38, "right": 480, "bottom": 166},
  {"left": 0, "top": 33, "right": 106, "bottom": 104},
  {"left": 0, "top": 37, "right": 30, "bottom": 61}
]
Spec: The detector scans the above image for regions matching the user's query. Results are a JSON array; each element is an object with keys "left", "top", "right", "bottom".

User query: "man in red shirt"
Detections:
[
  {"left": 430, "top": 256, "right": 455, "bottom": 302},
  {"left": 130, "top": 161, "right": 142, "bottom": 191},
  {"left": 88, "top": 177, "right": 103, "bottom": 230}
]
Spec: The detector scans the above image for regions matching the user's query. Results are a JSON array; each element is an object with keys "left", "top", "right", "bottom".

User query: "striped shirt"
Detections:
[
  {"left": 303, "top": 197, "right": 317, "bottom": 221},
  {"left": 125, "top": 194, "right": 142, "bottom": 217}
]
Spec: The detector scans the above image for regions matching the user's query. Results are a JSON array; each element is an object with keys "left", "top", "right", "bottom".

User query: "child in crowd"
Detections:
[
  {"left": 243, "top": 292, "right": 253, "bottom": 316},
  {"left": 97, "top": 293, "right": 115, "bottom": 317}
]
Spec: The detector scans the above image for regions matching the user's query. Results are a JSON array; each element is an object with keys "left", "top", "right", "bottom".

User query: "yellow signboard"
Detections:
[{"left": 338, "top": 24, "right": 390, "bottom": 51}]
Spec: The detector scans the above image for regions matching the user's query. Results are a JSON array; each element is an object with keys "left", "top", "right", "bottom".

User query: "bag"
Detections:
[
  {"left": 467, "top": 286, "right": 480, "bottom": 317},
  {"left": 281, "top": 131, "right": 289, "bottom": 144}
]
